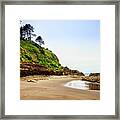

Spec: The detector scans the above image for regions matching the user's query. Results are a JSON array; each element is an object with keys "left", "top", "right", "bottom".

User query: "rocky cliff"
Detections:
[{"left": 20, "top": 39, "right": 84, "bottom": 77}]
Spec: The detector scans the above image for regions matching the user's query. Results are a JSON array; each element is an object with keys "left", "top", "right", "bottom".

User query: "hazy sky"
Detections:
[{"left": 21, "top": 20, "right": 100, "bottom": 73}]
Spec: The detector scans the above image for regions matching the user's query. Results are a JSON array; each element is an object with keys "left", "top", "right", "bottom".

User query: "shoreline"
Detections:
[
  {"left": 20, "top": 75, "right": 100, "bottom": 100},
  {"left": 20, "top": 75, "right": 83, "bottom": 81}
]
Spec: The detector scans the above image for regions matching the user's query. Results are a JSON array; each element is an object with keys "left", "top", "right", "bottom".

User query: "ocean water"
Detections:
[
  {"left": 64, "top": 80, "right": 91, "bottom": 90},
  {"left": 84, "top": 73, "right": 90, "bottom": 76}
]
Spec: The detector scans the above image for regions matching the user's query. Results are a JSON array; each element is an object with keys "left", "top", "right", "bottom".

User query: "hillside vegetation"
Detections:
[
  {"left": 20, "top": 39, "right": 62, "bottom": 71},
  {"left": 20, "top": 39, "right": 63, "bottom": 76}
]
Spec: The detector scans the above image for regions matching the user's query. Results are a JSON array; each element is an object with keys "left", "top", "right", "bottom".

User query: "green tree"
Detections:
[
  {"left": 20, "top": 23, "right": 36, "bottom": 40},
  {"left": 35, "top": 36, "right": 44, "bottom": 46}
]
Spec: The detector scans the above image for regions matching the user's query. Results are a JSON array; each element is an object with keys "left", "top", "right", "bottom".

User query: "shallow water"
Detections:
[
  {"left": 64, "top": 80, "right": 91, "bottom": 90},
  {"left": 64, "top": 80, "right": 100, "bottom": 90}
]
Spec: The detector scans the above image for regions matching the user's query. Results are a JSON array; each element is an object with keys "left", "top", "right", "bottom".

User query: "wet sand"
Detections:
[{"left": 20, "top": 75, "right": 100, "bottom": 100}]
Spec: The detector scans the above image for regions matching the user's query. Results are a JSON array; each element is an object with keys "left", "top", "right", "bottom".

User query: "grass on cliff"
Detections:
[{"left": 20, "top": 39, "right": 63, "bottom": 72}]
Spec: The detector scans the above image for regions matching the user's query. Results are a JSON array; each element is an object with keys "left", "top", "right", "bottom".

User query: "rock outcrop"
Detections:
[
  {"left": 20, "top": 63, "right": 85, "bottom": 77},
  {"left": 81, "top": 73, "right": 100, "bottom": 83},
  {"left": 62, "top": 66, "right": 85, "bottom": 76},
  {"left": 20, "top": 62, "right": 63, "bottom": 77}
]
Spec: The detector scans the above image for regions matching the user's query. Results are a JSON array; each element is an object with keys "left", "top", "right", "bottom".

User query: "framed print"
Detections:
[{"left": 0, "top": 0, "right": 119, "bottom": 119}]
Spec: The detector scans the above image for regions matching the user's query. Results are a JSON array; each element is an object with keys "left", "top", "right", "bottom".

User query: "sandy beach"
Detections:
[{"left": 20, "top": 75, "right": 100, "bottom": 100}]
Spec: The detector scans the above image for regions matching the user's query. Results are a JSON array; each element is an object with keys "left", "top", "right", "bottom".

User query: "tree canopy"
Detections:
[
  {"left": 20, "top": 22, "right": 45, "bottom": 47},
  {"left": 20, "top": 24, "right": 36, "bottom": 40},
  {"left": 35, "top": 36, "right": 45, "bottom": 46}
]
